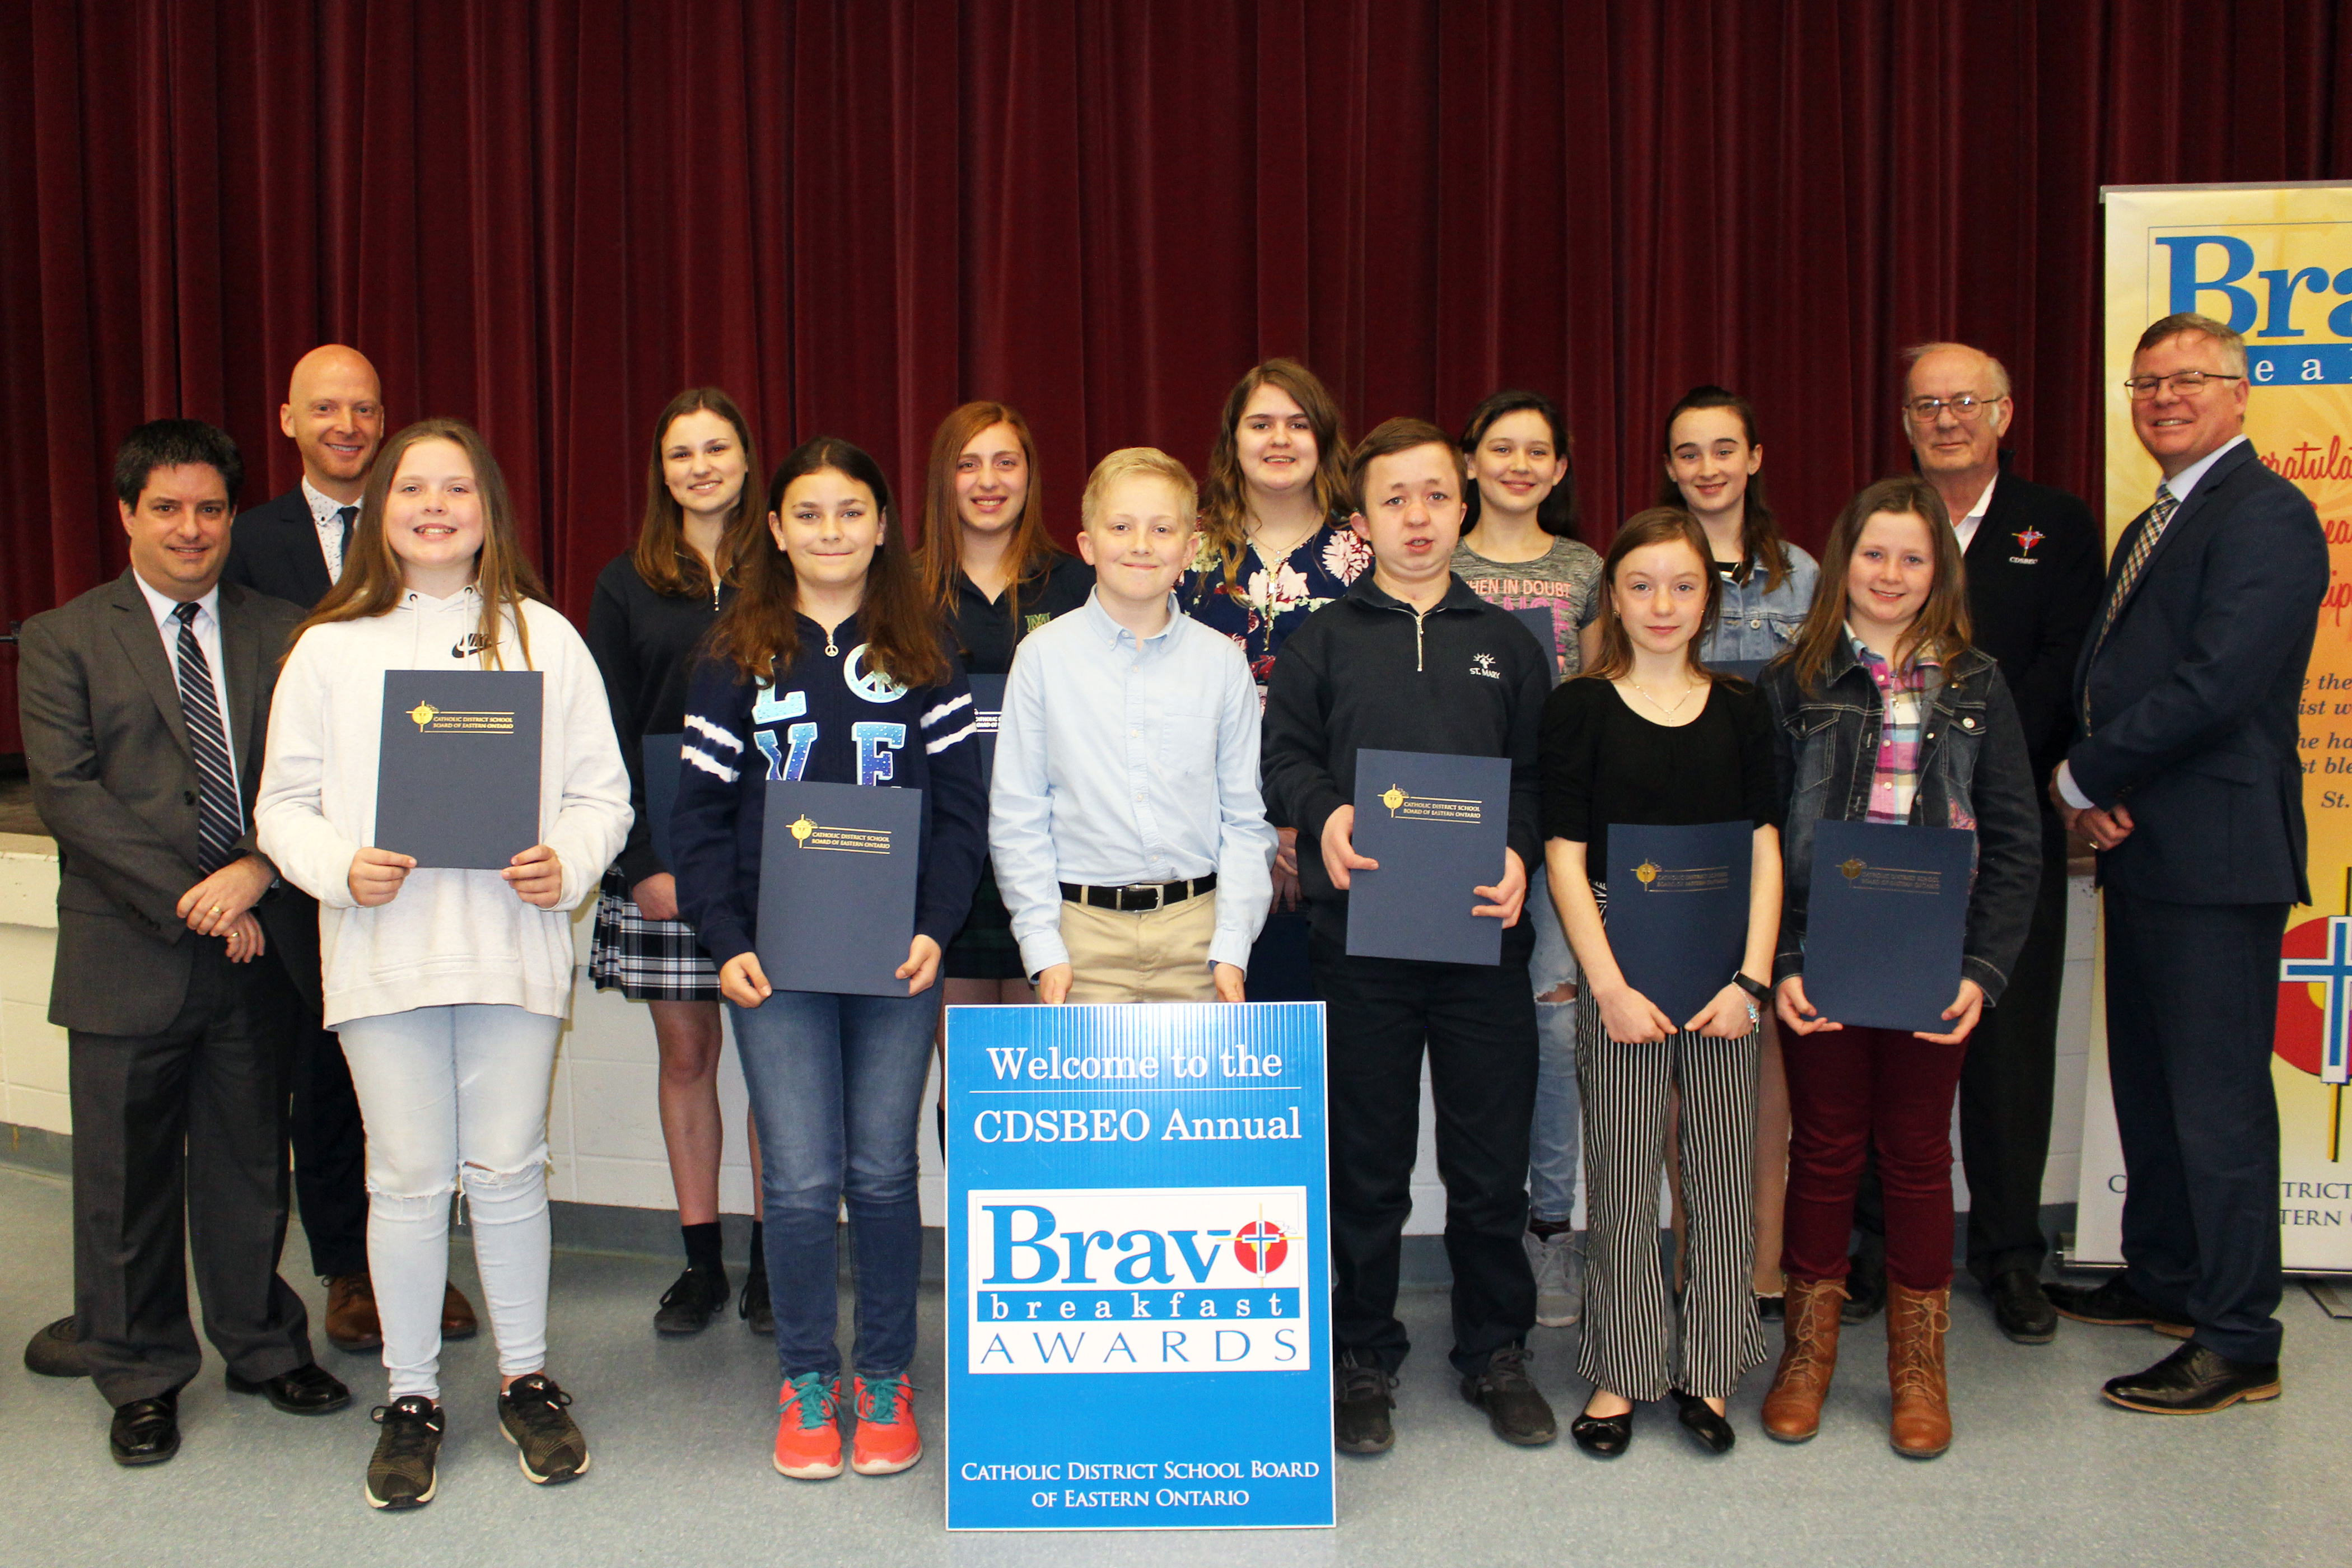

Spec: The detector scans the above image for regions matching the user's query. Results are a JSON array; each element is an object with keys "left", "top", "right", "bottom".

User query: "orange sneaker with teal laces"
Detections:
[
  {"left": 772, "top": 1372, "right": 843, "bottom": 1480},
  {"left": 850, "top": 1371, "right": 921, "bottom": 1475}
]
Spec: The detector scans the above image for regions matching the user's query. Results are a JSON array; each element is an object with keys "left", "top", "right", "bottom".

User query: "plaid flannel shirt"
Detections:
[{"left": 1849, "top": 627, "right": 1939, "bottom": 825}]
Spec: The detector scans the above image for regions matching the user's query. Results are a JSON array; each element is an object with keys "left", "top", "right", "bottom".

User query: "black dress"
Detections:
[{"left": 943, "top": 552, "right": 1094, "bottom": 979}]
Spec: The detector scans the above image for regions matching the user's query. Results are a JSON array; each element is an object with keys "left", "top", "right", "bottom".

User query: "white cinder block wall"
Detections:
[{"left": 0, "top": 838, "right": 2098, "bottom": 1234}]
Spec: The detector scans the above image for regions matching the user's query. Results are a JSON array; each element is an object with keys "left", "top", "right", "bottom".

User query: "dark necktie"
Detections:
[
  {"left": 335, "top": 505, "right": 357, "bottom": 577},
  {"left": 172, "top": 601, "right": 241, "bottom": 873}
]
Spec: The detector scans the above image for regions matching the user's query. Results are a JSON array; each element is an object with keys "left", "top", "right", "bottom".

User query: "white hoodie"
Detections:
[{"left": 257, "top": 587, "right": 632, "bottom": 1028}]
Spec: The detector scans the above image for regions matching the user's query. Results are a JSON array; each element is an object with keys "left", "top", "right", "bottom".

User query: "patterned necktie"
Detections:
[
  {"left": 334, "top": 505, "right": 357, "bottom": 579},
  {"left": 172, "top": 601, "right": 242, "bottom": 873},
  {"left": 2083, "top": 482, "right": 2178, "bottom": 725}
]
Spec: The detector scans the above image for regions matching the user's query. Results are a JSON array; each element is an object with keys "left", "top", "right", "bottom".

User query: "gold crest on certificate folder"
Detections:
[
  {"left": 405, "top": 701, "right": 516, "bottom": 735},
  {"left": 1837, "top": 857, "right": 1942, "bottom": 894},
  {"left": 1633, "top": 857, "right": 1731, "bottom": 893},
  {"left": 1375, "top": 785, "right": 1483, "bottom": 824},
  {"left": 788, "top": 814, "right": 894, "bottom": 855}
]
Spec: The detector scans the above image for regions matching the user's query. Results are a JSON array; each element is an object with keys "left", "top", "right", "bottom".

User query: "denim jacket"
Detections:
[
  {"left": 1701, "top": 544, "right": 1819, "bottom": 665},
  {"left": 1762, "top": 638, "right": 2041, "bottom": 1004}
]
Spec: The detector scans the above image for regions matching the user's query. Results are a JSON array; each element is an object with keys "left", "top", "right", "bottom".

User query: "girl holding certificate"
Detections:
[
  {"left": 671, "top": 437, "right": 987, "bottom": 1483},
  {"left": 586, "top": 388, "right": 772, "bottom": 1337},
  {"left": 1760, "top": 476, "right": 2038, "bottom": 1459},
  {"left": 1540, "top": 508, "right": 1782, "bottom": 1459},
  {"left": 1182, "top": 358, "right": 1366, "bottom": 1001},
  {"left": 257, "top": 418, "right": 631, "bottom": 1509}
]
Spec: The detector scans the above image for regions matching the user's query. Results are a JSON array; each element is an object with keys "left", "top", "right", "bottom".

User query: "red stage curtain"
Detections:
[{"left": 3, "top": 1, "right": 2348, "bottom": 751}]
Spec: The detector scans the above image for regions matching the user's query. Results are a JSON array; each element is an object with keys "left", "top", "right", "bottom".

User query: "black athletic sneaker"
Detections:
[
  {"left": 740, "top": 1258, "right": 774, "bottom": 1336},
  {"left": 1334, "top": 1351, "right": 1397, "bottom": 1454},
  {"left": 654, "top": 1265, "right": 730, "bottom": 1335},
  {"left": 500, "top": 1373, "right": 591, "bottom": 1485},
  {"left": 366, "top": 1397, "right": 445, "bottom": 1510},
  {"left": 1461, "top": 1344, "right": 1558, "bottom": 1446}
]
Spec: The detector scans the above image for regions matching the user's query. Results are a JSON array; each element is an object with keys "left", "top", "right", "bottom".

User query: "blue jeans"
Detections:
[
  {"left": 731, "top": 986, "right": 940, "bottom": 1380},
  {"left": 1526, "top": 864, "right": 1581, "bottom": 1225}
]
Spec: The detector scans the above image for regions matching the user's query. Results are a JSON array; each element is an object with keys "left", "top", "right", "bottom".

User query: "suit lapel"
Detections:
[
  {"left": 2104, "top": 442, "right": 2251, "bottom": 631},
  {"left": 106, "top": 572, "right": 194, "bottom": 760},
  {"left": 217, "top": 581, "right": 264, "bottom": 790}
]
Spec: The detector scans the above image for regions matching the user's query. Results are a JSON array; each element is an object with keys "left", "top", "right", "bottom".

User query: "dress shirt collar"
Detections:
[
  {"left": 132, "top": 570, "right": 222, "bottom": 639},
  {"left": 1079, "top": 588, "right": 1182, "bottom": 650},
  {"left": 2157, "top": 433, "right": 2247, "bottom": 508},
  {"left": 301, "top": 476, "right": 357, "bottom": 528}
]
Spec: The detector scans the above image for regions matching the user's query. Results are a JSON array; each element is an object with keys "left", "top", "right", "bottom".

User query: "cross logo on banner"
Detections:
[{"left": 2279, "top": 916, "right": 2352, "bottom": 1086}]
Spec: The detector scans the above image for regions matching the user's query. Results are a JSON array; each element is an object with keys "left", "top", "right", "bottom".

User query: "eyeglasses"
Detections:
[
  {"left": 2123, "top": 371, "right": 2244, "bottom": 399},
  {"left": 1901, "top": 394, "right": 2003, "bottom": 423}
]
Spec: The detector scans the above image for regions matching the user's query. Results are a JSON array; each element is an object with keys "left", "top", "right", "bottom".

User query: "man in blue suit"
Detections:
[{"left": 2046, "top": 312, "right": 2325, "bottom": 1413}]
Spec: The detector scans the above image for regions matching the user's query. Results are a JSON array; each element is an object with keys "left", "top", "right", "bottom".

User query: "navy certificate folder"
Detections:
[
  {"left": 1606, "top": 821, "right": 1752, "bottom": 1026},
  {"left": 1804, "top": 820, "right": 1975, "bottom": 1033},
  {"left": 1509, "top": 607, "right": 1561, "bottom": 684},
  {"left": 758, "top": 780, "right": 923, "bottom": 997},
  {"left": 966, "top": 675, "right": 1006, "bottom": 782},
  {"left": 376, "top": 670, "right": 543, "bottom": 869},
  {"left": 642, "top": 733, "right": 683, "bottom": 869},
  {"left": 1347, "top": 748, "right": 1512, "bottom": 967}
]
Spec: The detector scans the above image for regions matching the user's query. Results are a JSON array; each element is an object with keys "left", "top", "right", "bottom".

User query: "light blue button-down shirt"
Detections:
[{"left": 990, "top": 590, "right": 1278, "bottom": 977}]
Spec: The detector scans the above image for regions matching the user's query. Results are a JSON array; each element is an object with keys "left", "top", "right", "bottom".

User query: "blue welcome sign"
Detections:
[{"left": 944, "top": 1002, "right": 1333, "bottom": 1532}]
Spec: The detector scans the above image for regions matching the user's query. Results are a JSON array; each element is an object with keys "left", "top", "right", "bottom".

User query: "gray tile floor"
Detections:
[{"left": 3, "top": 1161, "right": 2345, "bottom": 1567}]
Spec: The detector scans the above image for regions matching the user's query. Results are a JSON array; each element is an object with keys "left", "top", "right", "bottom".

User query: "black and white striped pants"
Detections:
[{"left": 1575, "top": 991, "right": 1766, "bottom": 1402}]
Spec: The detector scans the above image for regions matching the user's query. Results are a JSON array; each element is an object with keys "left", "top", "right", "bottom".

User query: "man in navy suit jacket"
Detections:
[
  {"left": 2046, "top": 312, "right": 2325, "bottom": 1415},
  {"left": 223, "top": 343, "right": 383, "bottom": 607}
]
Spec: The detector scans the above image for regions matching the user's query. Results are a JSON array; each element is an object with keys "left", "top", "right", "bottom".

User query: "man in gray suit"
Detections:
[{"left": 17, "top": 420, "right": 350, "bottom": 1464}]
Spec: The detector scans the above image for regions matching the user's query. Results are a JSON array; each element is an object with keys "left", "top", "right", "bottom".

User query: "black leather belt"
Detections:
[{"left": 1059, "top": 874, "right": 1217, "bottom": 912}]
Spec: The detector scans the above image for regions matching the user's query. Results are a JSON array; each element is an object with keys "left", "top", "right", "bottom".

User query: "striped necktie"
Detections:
[
  {"left": 2083, "top": 482, "right": 2178, "bottom": 725},
  {"left": 172, "top": 601, "right": 242, "bottom": 873}
]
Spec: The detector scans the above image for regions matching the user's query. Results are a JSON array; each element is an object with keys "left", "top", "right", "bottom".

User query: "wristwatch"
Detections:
[{"left": 1730, "top": 972, "right": 1770, "bottom": 1005}]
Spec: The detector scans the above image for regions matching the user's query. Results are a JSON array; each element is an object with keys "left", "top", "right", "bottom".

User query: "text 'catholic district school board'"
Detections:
[{"left": 945, "top": 1003, "right": 1332, "bottom": 1532}]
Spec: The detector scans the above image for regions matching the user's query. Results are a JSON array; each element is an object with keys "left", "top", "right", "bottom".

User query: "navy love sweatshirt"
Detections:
[
  {"left": 670, "top": 616, "right": 988, "bottom": 971},
  {"left": 1259, "top": 573, "right": 1550, "bottom": 954}
]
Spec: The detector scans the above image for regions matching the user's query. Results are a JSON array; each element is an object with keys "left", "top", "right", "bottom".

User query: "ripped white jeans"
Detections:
[{"left": 338, "top": 1004, "right": 561, "bottom": 1401}]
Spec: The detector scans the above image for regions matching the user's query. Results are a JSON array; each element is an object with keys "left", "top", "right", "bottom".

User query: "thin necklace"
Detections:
[{"left": 1627, "top": 677, "right": 1699, "bottom": 717}]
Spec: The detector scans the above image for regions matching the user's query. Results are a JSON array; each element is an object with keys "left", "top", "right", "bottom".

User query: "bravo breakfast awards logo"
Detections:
[{"left": 967, "top": 1187, "right": 1312, "bottom": 1375}]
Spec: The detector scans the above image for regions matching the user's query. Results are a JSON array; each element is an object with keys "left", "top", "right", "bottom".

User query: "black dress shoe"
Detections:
[
  {"left": 1570, "top": 1404, "right": 1633, "bottom": 1458},
  {"left": 1669, "top": 1389, "right": 1737, "bottom": 1454},
  {"left": 110, "top": 1390, "right": 181, "bottom": 1466},
  {"left": 2045, "top": 1276, "right": 2192, "bottom": 1338},
  {"left": 1841, "top": 1252, "right": 1886, "bottom": 1323},
  {"left": 24, "top": 1314, "right": 87, "bottom": 1378},
  {"left": 2102, "top": 1342, "right": 2281, "bottom": 1414},
  {"left": 228, "top": 1361, "right": 352, "bottom": 1415},
  {"left": 1987, "top": 1269, "right": 2057, "bottom": 1345}
]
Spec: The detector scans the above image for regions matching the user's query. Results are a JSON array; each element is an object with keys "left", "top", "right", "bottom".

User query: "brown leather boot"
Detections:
[
  {"left": 1886, "top": 1281, "right": 1953, "bottom": 1459},
  {"left": 1761, "top": 1274, "right": 1846, "bottom": 1441},
  {"left": 441, "top": 1282, "right": 479, "bottom": 1341},
  {"left": 324, "top": 1272, "right": 383, "bottom": 1352}
]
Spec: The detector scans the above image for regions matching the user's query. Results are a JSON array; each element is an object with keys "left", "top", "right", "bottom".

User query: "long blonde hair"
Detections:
[{"left": 291, "top": 417, "right": 550, "bottom": 668}]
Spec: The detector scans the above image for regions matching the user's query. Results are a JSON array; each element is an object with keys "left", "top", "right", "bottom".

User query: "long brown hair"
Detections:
[
  {"left": 1198, "top": 357, "right": 1351, "bottom": 585},
  {"left": 633, "top": 387, "right": 764, "bottom": 598},
  {"left": 1579, "top": 507, "right": 1725, "bottom": 684},
  {"left": 915, "top": 401, "right": 1063, "bottom": 637},
  {"left": 291, "top": 417, "right": 549, "bottom": 669},
  {"left": 1656, "top": 385, "right": 1796, "bottom": 592},
  {"left": 1785, "top": 476, "right": 1972, "bottom": 696},
  {"left": 704, "top": 437, "right": 949, "bottom": 691}
]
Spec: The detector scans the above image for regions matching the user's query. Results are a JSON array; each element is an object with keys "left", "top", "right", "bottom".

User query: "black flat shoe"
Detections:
[
  {"left": 1570, "top": 1404, "right": 1633, "bottom": 1458},
  {"left": 1670, "top": 1389, "right": 1737, "bottom": 1454},
  {"left": 1755, "top": 1293, "right": 1785, "bottom": 1323},
  {"left": 2102, "top": 1342, "right": 2281, "bottom": 1415},
  {"left": 110, "top": 1390, "right": 181, "bottom": 1466},
  {"left": 1987, "top": 1268, "right": 2057, "bottom": 1345},
  {"left": 228, "top": 1361, "right": 352, "bottom": 1415}
]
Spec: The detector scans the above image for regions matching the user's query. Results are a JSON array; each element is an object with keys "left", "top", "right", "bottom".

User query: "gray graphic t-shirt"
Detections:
[{"left": 1450, "top": 534, "right": 1604, "bottom": 678}]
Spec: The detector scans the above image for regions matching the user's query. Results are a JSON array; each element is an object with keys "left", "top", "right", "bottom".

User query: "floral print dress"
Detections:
[{"left": 1180, "top": 520, "right": 1373, "bottom": 687}]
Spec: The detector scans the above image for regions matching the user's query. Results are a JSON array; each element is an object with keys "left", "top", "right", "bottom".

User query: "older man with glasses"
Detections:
[{"left": 2044, "top": 312, "right": 2325, "bottom": 1415}]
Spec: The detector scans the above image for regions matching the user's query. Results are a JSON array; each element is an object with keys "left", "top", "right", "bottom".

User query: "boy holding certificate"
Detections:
[
  {"left": 1259, "top": 418, "right": 1555, "bottom": 1455},
  {"left": 990, "top": 449, "right": 1275, "bottom": 1002},
  {"left": 1760, "top": 477, "right": 2039, "bottom": 1459}
]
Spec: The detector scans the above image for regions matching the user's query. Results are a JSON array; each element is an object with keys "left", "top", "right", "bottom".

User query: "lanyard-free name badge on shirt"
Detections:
[
  {"left": 756, "top": 778, "right": 923, "bottom": 996},
  {"left": 944, "top": 1001, "right": 1333, "bottom": 1532},
  {"left": 375, "top": 670, "right": 544, "bottom": 869},
  {"left": 1607, "top": 821, "right": 1754, "bottom": 1025},
  {"left": 1803, "top": 819, "right": 1975, "bottom": 1034},
  {"left": 1346, "top": 748, "right": 1512, "bottom": 967}
]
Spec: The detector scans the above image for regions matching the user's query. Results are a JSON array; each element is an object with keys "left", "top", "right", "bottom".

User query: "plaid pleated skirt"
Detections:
[{"left": 588, "top": 868, "right": 724, "bottom": 1001}]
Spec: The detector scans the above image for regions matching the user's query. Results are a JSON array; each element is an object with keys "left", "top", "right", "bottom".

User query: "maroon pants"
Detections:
[{"left": 1781, "top": 1025, "right": 1969, "bottom": 1292}]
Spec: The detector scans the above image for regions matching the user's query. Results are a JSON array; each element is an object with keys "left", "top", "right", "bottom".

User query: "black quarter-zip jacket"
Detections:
[{"left": 1259, "top": 572, "right": 1550, "bottom": 949}]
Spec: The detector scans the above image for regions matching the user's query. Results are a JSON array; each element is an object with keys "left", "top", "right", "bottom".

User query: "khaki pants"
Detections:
[{"left": 1059, "top": 890, "right": 1220, "bottom": 1002}]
